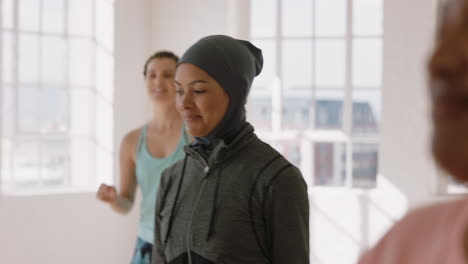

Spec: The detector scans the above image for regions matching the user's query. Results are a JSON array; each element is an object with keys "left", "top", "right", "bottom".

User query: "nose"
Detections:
[
  {"left": 154, "top": 76, "right": 164, "bottom": 87},
  {"left": 178, "top": 91, "right": 193, "bottom": 110},
  {"left": 429, "top": 40, "right": 466, "bottom": 81}
]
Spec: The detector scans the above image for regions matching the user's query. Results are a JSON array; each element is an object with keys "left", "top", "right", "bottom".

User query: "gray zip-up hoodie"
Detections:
[{"left": 152, "top": 123, "right": 309, "bottom": 264}]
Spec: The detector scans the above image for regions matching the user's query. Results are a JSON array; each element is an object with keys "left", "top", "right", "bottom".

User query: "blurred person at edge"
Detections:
[{"left": 359, "top": 0, "right": 468, "bottom": 263}]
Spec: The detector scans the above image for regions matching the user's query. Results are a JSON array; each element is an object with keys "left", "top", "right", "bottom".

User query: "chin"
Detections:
[
  {"left": 151, "top": 95, "right": 173, "bottom": 104},
  {"left": 185, "top": 126, "right": 202, "bottom": 138},
  {"left": 432, "top": 132, "right": 468, "bottom": 183},
  {"left": 185, "top": 124, "right": 211, "bottom": 138}
]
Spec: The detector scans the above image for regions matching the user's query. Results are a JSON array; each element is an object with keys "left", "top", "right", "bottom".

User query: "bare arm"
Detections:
[{"left": 97, "top": 129, "right": 139, "bottom": 215}]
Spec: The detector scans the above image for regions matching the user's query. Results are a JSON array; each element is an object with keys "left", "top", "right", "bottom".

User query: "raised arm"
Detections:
[{"left": 97, "top": 129, "right": 139, "bottom": 215}]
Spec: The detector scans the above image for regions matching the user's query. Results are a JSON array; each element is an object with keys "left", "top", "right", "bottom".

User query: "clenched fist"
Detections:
[{"left": 97, "top": 184, "right": 117, "bottom": 204}]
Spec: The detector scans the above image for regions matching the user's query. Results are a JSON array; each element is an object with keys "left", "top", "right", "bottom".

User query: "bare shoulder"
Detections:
[
  {"left": 403, "top": 197, "right": 468, "bottom": 225},
  {"left": 359, "top": 197, "right": 468, "bottom": 263},
  {"left": 383, "top": 197, "right": 468, "bottom": 245},
  {"left": 120, "top": 126, "right": 144, "bottom": 157}
]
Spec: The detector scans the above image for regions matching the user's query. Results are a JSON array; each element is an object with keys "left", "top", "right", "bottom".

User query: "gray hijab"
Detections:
[{"left": 178, "top": 35, "right": 263, "bottom": 156}]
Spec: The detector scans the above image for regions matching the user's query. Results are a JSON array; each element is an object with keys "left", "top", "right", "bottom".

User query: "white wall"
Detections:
[
  {"left": 151, "top": 0, "right": 231, "bottom": 56},
  {"left": 0, "top": 193, "right": 139, "bottom": 263},
  {"left": 380, "top": 0, "right": 440, "bottom": 208},
  {"left": 0, "top": 0, "right": 150, "bottom": 263}
]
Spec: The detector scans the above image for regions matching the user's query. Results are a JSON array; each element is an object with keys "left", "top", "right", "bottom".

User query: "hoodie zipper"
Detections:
[{"left": 184, "top": 146, "right": 211, "bottom": 264}]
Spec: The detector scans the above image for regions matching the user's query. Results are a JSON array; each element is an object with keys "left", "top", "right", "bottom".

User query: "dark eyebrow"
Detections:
[{"left": 174, "top": 80, "right": 208, "bottom": 86}]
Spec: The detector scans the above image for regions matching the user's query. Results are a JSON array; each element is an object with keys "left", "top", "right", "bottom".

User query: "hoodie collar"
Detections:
[{"left": 185, "top": 123, "right": 256, "bottom": 167}]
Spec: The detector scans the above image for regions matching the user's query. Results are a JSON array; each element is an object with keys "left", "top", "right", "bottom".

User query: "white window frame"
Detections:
[
  {"left": 249, "top": 0, "right": 383, "bottom": 189},
  {"left": 0, "top": 0, "right": 115, "bottom": 195}
]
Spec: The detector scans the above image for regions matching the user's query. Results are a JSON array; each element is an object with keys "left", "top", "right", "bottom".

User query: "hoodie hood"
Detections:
[{"left": 178, "top": 35, "right": 263, "bottom": 156}]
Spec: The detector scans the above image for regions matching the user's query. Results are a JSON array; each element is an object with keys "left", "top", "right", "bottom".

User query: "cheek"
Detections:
[
  {"left": 145, "top": 79, "right": 151, "bottom": 88},
  {"left": 433, "top": 121, "right": 468, "bottom": 177},
  {"left": 201, "top": 101, "right": 223, "bottom": 120},
  {"left": 175, "top": 96, "right": 184, "bottom": 111}
]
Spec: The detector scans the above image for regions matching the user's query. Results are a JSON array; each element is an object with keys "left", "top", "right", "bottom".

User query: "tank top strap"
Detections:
[{"left": 137, "top": 124, "right": 149, "bottom": 154}]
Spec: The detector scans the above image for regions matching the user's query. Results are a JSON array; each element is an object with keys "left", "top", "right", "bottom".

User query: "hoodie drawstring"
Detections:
[
  {"left": 206, "top": 165, "right": 222, "bottom": 240},
  {"left": 164, "top": 155, "right": 188, "bottom": 244}
]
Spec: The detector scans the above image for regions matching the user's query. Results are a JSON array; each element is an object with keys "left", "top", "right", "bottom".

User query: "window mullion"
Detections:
[
  {"left": 11, "top": 0, "right": 19, "bottom": 188},
  {"left": 64, "top": 0, "right": 71, "bottom": 187},
  {"left": 92, "top": 0, "right": 97, "bottom": 187},
  {"left": 0, "top": 0, "right": 4, "bottom": 192},
  {"left": 37, "top": 0, "right": 44, "bottom": 187},
  {"left": 344, "top": 0, "right": 354, "bottom": 188},
  {"left": 310, "top": 0, "right": 317, "bottom": 132},
  {"left": 272, "top": 0, "right": 282, "bottom": 134}
]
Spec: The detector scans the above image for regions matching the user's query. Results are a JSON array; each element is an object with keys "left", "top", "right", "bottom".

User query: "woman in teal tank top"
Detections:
[{"left": 96, "top": 51, "right": 189, "bottom": 264}]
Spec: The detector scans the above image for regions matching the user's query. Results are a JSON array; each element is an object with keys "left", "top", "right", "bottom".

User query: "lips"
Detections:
[
  {"left": 182, "top": 113, "right": 202, "bottom": 122},
  {"left": 151, "top": 88, "right": 166, "bottom": 94}
]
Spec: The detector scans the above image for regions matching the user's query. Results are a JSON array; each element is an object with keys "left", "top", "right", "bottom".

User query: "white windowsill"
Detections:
[{"left": 1, "top": 186, "right": 98, "bottom": 197}]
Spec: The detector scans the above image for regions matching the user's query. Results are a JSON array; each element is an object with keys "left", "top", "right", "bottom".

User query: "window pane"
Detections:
[
  {"left": 247, "top": 91, "right": 272, "bottom": 131},
  {"left": 19, "top": 0, "right": 40, "bottom": 31},
  {"left": 18, "top": 34, "right": 39, "bottom": 83},
  {"left": 2, "top": 0, "right": 13, "bottom": 29},
  {"left": 352, "top": 143, "right": 378, "bottom": 188},
  {"left": 71, "top": 89, "right": 94, "bottom": 137},
  {"left": 2, "top": 85, "right": 14, "bottom": 137},
  {"left": 18, "top": 86, "right": 40, "bottom": 132},
  {"left": 315, "top": 39, "right": 346, "bottom": 87},
  {"left": 282, "top": 91, "right": 313, "bottom": 130},
  {"left": 315, "top": 0, "right": 347, "bottom": 37},
  {"left": 314, "top": 142, "right": 346, "bottom": 186},
  {"left": 42, "top": 0, "right": 65, "bottom": 34},
  {"left": 250, "top": 0, "right": 277, "bottom": 38},
  {"left": 282, "top": 0, "right": 313, "bottom": 37},
  {"left": 13, "top": 138, "right": 40, "bottom": 186},
  {"left": 352, "top": 90, "right": 381, "bottom": 136},
  {"left": 315, "top": 89, "right": 344, "bottom": 129},
  {"left": 41, "top": 138, "right": 68, "bottom": 186},
  {"left": 282, "top": 40, "right": 313, "bottom": 90},
  {"left": 70, "top": 38, "right": 94, "bottom": 86},
  {"left": 353, "top": 0, "right": 383, "bottom": 36},
  {"left": 96, "top": 0, "right": 114, "bottom": 51},
  {"left": 3, "top": 32, "right": 13, "bottom": 83},
  {"left": 41, "top": 36, "right": 66, "bottom": 83},
  {"left": 68, "top": 0, "right": 93, "bottom": 36},
  {"left": 251, "top": 40, "right": 277, "bottom": 89},
  {"left": 96, "top": 47, "right": 113, "bottom": 101},
  {"left": 96, "top": 145, "right": 112, "bottom": 185},
  {"left": 40, "top": 88, "right": 68, "bottom": 132},
  {"left": 352, "top": 39, "right": 382, "bottom": 87},
  {"left": 271, "top": 140, "right": 301, "bottom": 167},
  {"left": 96, "top": 97, "right": 113, "bottom": 151},
  {"left": 71, "top": 138, "right": 95, "bottom": 187}
]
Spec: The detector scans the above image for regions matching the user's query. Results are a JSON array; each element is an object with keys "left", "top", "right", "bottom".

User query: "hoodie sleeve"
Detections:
[
  {"left": 152, "top": 169, "right": 171, "bottom": 264},
  {"left": 264, "top": 166, "right": 309, "bottom": 264}
]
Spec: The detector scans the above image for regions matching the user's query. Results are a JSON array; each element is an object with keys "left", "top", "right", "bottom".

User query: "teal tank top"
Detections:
[{"left": 135, "top": 124, "right": 188, "bottom": 244}]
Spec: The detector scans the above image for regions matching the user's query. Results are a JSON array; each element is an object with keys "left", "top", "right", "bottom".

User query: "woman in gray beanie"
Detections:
[{"left": 152, "top": 35, "right": 309, "bottom": 264}]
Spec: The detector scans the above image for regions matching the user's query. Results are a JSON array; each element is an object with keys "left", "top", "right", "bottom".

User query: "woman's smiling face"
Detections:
[{"left": 175, "top": 63, "right": 230, "bottom": 137}]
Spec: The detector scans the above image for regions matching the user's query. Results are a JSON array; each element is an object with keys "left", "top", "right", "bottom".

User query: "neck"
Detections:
[{"left": 149, "top": 103, "right": 182, "bottom": 131}]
